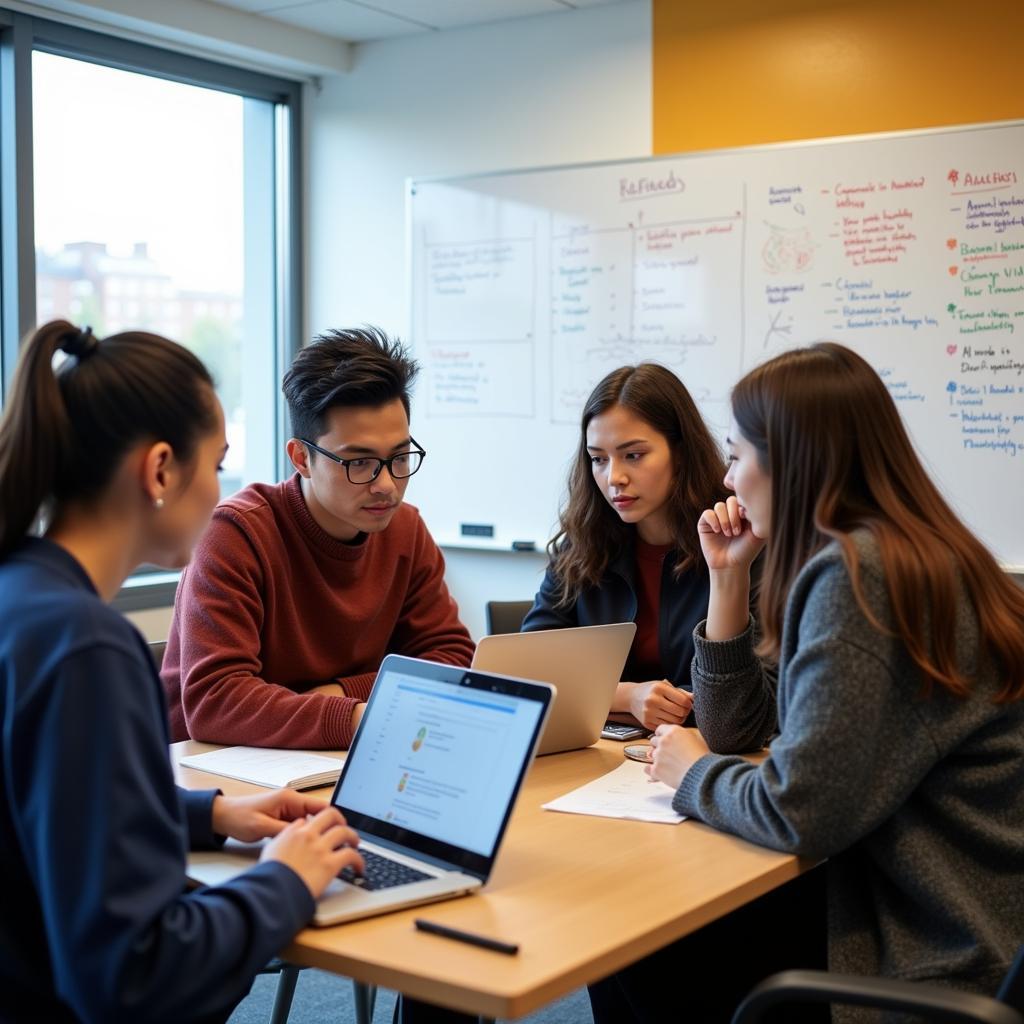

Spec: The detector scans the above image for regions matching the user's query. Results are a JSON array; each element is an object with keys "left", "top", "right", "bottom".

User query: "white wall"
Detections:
[
  {"left": 126, "top": 605, "right": 175, "bottom": 640},
  {"left": 308, "top": 0, "right": 652, "bottom": 638}
]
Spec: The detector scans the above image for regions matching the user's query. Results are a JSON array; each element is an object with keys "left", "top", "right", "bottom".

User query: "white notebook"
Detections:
[{"left": 179, "top": 746, "right": 346, "bottom": 790}]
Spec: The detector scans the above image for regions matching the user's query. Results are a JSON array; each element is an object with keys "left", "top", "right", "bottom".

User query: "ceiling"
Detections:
[{"left": 204, "top": 0, "right": 633, "bottom": 44}]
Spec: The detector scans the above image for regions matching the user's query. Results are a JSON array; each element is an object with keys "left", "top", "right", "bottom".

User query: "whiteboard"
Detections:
[{"left": 407, "top": 121, "right": 1024, "bottom": 568}]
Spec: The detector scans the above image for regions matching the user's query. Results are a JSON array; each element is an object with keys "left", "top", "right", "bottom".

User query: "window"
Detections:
[{"left": 0, "top": 13, "right": 301, "bottom": 498}]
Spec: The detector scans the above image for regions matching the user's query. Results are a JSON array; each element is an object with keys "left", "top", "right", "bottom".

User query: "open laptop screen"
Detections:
[{"left": 331, "top": 656, "right": 550, "bottom": 878}]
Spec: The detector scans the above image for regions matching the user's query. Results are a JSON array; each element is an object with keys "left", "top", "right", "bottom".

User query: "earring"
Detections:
[{"left": 153, "top": 497, "right": 165, "bottom": 510}]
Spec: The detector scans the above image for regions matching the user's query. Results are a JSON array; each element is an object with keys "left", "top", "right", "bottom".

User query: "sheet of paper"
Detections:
[
  {"left": 179, "top": 746, "right": 346, "bottom": 789},
  {"left": 543, "top": 759, "right": 684, "bottom": 824}
]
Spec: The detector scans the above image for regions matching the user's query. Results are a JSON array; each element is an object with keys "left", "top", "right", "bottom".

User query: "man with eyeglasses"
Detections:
[{"left": 162, "top": 327, "right": 474, "bottom": 748}]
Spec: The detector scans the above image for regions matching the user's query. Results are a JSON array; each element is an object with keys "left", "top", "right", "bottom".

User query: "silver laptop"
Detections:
[
  {"left": 472, "top": 622, "right": 636, "bottom": 756},
  {"left": 188, "top": 655, "right": 554, "bottom": 925}
]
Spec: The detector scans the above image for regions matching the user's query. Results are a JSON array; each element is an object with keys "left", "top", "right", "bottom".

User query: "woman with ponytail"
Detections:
[
  {"left": 647, "top": 342, "right": 1024, "bottom": 1020},
  {"left": 0, "top": 321, "right": 364, "bottom": 1023}
]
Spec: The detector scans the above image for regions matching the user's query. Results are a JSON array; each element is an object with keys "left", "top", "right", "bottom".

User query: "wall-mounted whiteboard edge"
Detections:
[{"left": 406, "top": 118, "right": 1023, "bottom": 193}]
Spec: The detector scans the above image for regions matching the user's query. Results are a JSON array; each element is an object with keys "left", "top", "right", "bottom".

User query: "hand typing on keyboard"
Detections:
[{"left": 339, "top": 848, "right": 434, "bottom": 891}]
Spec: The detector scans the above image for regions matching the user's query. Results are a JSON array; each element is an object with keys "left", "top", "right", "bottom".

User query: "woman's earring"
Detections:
[{"left": 153, "top": 497, "right": 165, "bottom": 510}]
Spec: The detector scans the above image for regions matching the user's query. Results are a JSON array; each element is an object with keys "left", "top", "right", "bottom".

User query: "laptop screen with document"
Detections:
[{"left": 331, "top": 655, "right": 552, "bottom": 879}]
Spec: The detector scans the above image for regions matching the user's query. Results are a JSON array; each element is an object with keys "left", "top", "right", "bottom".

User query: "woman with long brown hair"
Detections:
[
  {"left": 523, "top": 362, "right": 727, "bottom": 731},
  {"left": 521, "top": 362, "right": 823, "bottom": 1024},
  {"left": 649, "top": 342, "right": 1024, "bottom": 1018},
  {"left": 0, "top": 321, "right": 363, "bottom": 1022}
]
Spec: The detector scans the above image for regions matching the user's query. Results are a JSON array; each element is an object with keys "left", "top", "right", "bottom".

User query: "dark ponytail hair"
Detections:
[{"left": 0, "top": 319, "right": 217, "bottom": 560}]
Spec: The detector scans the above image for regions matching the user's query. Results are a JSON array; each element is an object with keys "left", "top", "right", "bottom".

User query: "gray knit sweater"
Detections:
[{"left": 676, "top": 532, "right": 1024, "bottom": 1019}]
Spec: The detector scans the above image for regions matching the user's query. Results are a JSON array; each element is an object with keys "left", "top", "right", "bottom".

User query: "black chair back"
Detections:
[
  {"left": 484, "top": 600, "right": 533, "bottom": 635},
  {"left": 149, "top": 640, "right": 167, "bottom": 671}
]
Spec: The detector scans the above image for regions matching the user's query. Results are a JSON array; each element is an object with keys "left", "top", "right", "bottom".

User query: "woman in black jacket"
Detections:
[{"left": 523, "top": 362, "right": 726, "bottom": 732}]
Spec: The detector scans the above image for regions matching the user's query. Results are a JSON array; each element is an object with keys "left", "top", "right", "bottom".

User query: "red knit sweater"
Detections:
[
  {"left": 623, "top": 538, "right": 674, "bottom": 682},
  {"left": 162, "top": 475, "right": 474, "bottom": 749}
]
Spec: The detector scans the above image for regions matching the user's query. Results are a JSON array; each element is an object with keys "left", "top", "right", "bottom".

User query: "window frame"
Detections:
[{"left": 0, "top": 11, "right": 304, "bottom": 609}]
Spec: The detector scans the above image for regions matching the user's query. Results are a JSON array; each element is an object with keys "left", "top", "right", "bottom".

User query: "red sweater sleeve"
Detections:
[
  {"left": 174, "top": 511, "right": 358, "bottom": 749},
  {"left": 387, "top": 517, "right": 475, "bottom": 668},
  {"left": 338, "top": 673, "right": 377, "bottom": 700}
]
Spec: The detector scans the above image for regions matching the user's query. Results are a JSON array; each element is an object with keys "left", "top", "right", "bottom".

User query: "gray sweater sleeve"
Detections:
[
  {"left": 690, "top": 616, "right": 778, "bottom": 753},
  {"left": 673, "top": 550, "right": 941, "bottom": 862}
]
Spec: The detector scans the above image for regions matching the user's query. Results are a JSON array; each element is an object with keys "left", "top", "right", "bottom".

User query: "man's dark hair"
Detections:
[{"left": 282, "top": 326, "right": 419, "bottom": 440}]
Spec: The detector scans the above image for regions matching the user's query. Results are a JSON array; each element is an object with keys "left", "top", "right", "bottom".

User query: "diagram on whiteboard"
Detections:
[
  {"left": 416, "top": 200, "right": 540, "bottom": 418},
  {"left": 761, "top": 221, "right": 816, "bottom": 274},
  {"left": 547, "top": 198, "right": 746, "bottom": 423}
]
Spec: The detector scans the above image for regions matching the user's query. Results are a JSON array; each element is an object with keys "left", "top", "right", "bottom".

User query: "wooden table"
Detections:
[{"left": 175, "top": 739, "right": 812, "bottom": 1020}]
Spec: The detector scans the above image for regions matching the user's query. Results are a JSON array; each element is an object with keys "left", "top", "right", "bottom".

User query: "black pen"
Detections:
[{"left": 414, "top": 918, "right": 519, "bottom": 955}]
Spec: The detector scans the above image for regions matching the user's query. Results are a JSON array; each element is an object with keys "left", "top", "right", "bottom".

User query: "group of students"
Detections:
[{"left": 1, "top": 318, "right": 1023, "bottom": 1023}]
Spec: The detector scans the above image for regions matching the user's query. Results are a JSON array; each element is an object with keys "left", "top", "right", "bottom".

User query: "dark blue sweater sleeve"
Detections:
[
  {"left": 521, "top": 564, "right": 579, "bottom": 631},
  {"left": 181, "top": 788, "right": 223, "bottom": 850},
  {"left": 9, "top": 643, "right": 316, "bottom": 1023}
]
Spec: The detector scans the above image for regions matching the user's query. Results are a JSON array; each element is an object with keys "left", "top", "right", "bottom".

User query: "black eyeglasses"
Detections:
[{"left": 299, "top": 437, "right": 426, "bottom": 484}]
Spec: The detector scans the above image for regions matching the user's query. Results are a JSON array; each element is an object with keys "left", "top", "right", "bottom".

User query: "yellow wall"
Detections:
[{"left": 653, "top": 0, "right": 1024, "bottom": 153}]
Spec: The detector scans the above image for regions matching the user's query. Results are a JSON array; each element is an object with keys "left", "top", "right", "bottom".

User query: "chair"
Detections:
[
  {"left": 148, "top": 640, "right": 167, "bottom": 670},
  {"left": 151, "top": 638, "right": 378, "bottom": 1024},
  {"left": 731, "top": 946, "right": 1024, "bottom": 1024},
  {"left": 485, "top": 599, "right": 534, "bottom": 635}
]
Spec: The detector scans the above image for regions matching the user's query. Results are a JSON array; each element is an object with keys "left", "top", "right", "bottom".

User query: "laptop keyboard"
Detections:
[{"left": 339, "top": 847, "right": 434, "bottom": 891}]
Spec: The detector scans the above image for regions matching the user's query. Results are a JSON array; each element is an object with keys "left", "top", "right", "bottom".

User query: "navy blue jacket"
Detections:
[
  {"left": 522, "top": 536, "right": 711, "bottom": 691},
  {"left": 0, "top": 539, "right": 314, "bottom": 1023}
]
